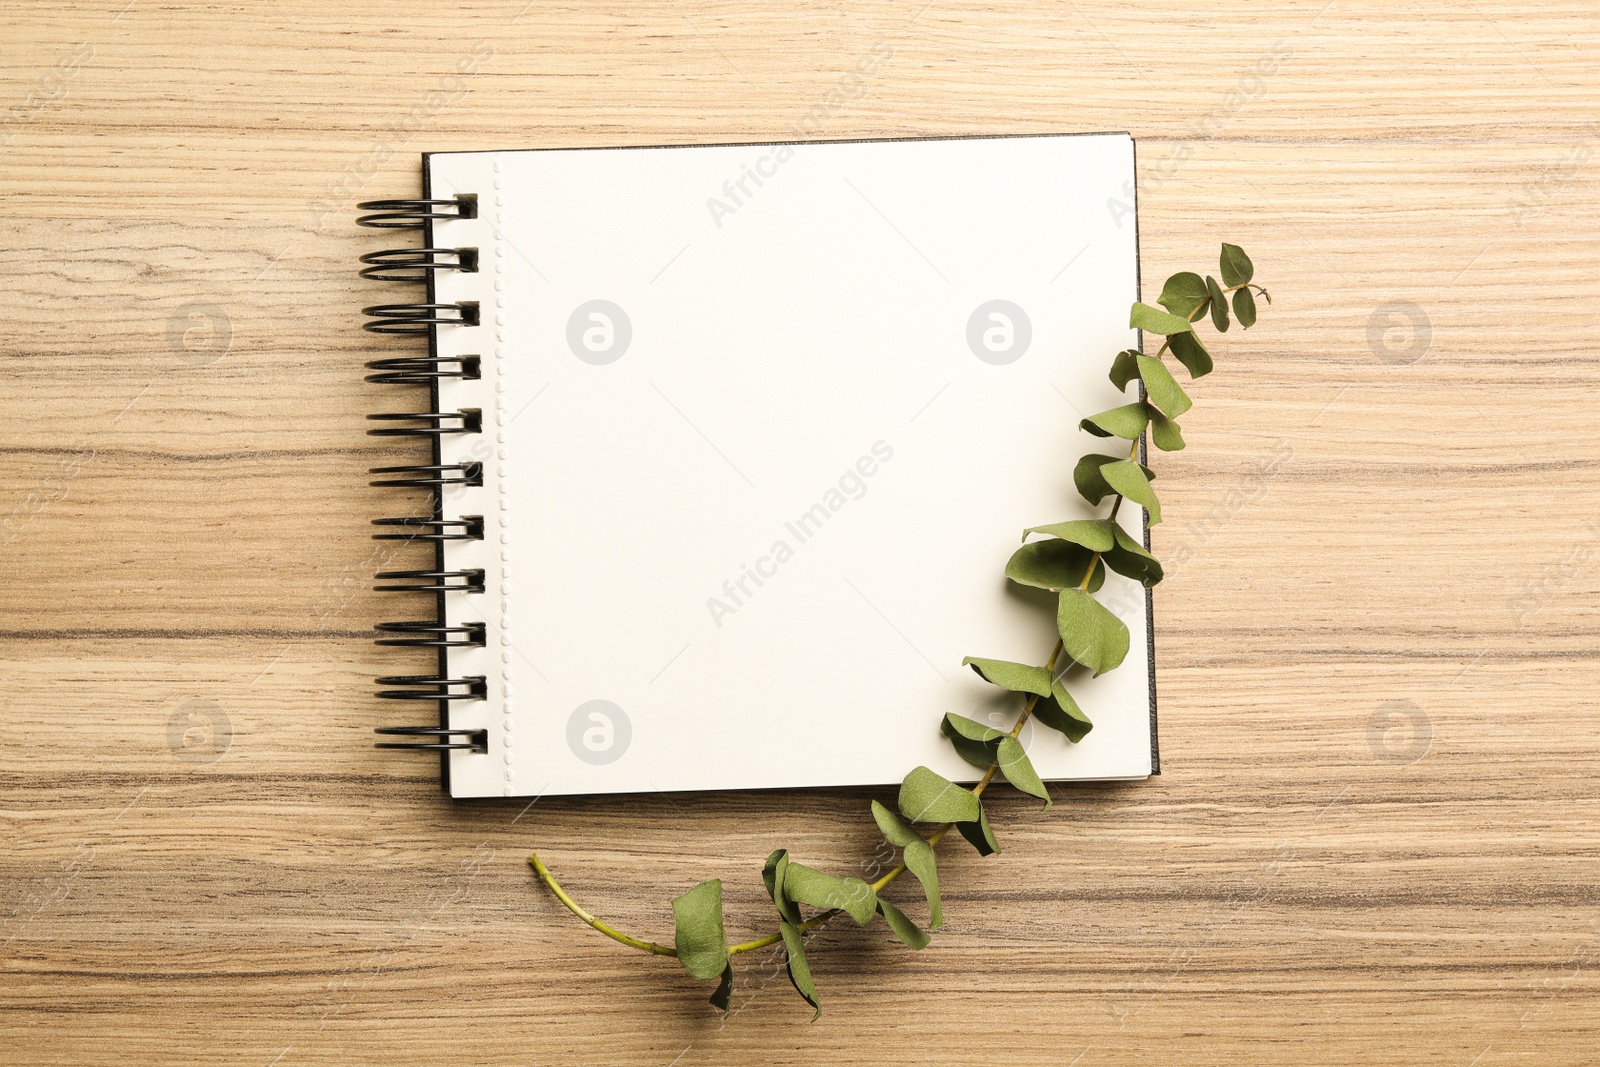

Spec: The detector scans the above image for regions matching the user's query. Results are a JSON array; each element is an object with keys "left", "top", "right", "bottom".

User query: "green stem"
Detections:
[{"left": 528, "top": 851, "right": 678, "bottom": 957}]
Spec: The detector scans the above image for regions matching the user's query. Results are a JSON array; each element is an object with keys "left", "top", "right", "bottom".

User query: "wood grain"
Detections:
[{"left": 4, "top": 1, "right": 1599, "bottom": 1063}]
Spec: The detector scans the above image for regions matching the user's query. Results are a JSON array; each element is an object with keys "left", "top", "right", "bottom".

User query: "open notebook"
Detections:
[{"left": 362, "top": 133, "right": 1154, "bottom": 799}]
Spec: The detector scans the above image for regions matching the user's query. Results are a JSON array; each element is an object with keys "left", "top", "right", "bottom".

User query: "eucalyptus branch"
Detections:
[{"left": 529, "top": 243, "right": 1269, "bottom": 1019}]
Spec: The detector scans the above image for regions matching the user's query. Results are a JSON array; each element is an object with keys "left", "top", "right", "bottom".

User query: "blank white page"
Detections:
[{"left": 426, "top": 134, "right": 1152, "bottom": 799}]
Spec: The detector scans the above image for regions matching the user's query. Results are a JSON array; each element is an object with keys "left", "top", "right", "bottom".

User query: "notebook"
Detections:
[{"left": 361, "top": 132, "right": 1155, "bottom": 799}]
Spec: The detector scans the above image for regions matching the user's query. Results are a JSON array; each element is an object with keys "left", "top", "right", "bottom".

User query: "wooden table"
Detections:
[{"left": 4, "top": 2, "right": 1597, "bottom": 1063}]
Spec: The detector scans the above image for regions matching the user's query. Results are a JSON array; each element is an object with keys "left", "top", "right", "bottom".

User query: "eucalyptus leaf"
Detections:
[
  {"left": 997, "top": 736, "right": 1050, "bottom": 808},
  {"left": 870, "top": 801, "right": 942, "bottom": 929},
  {"left": 1033, "top": 680, "right": 1093, "bottom": 743},
  {"left": 1021, "top": 518, "right": 1116, "bottom": 552},
  {"left": 876, "top": 897, "right": 931, "bottom": 950},
  {"left": 1167, "top": 330, "right": 1214, "bottom": 379},
  {"left": 1073, "top": 452, "right": 1119, "bottom": 506},
  {"left": 1103, "top": 524, "right": 1164, "bottom": 587},
  {"left": 1080, "top": 403, "right": 1150, "bottom": 440},
  {"left": 1129, "top": 302, "right": 1194, "bottom": 336},
  {"left": 941, "top": 714, "right": 1001, "bottom": 769},
  {"left": 1056, "top": 587, "right": 1131, "bottom": 675},
  {"left": 955, "top": 804, "right": 999, "bottom": 856},
  {"left": 899, "top": 766, "right": 982, "bottom": 824},
  {"left": 784, "top": 862, "right": 877, "bottom": 925},
  {"left": 671, "top": 879, "right": 728, "bottom": 981},
  {"left": 779, "top": 921, "right": 820, "bottom": 1019},
  {"left": 762, "top": 849, "right": 801, "bottom": 926},
  {"left": 1109, "top": 349, "right": 1140, "bottom": 390},
  {"left": 961, "top": 657, "right": 1053, "bottom": 697},
  {"left": 943, "top": 713, "right": 1006, "bottom": 743},
  {"left": 1005, "top": 538, "right": 1104, "bottom": 592},
  {"left": 708, "top": 963, "right": 734, "bottom": 1014},
  {"left": 1136, "top": 355, "right": 1192, "bottom": 417},
  {"left": 1099, "top": 459, "right": 1161, "bottom": 525},
  {"left": 1075, "top": 454, "right": 1156, "bottom": 508},
  {"left": 1220, "top": 243, "right": 1254, "bottom": 287},
  {"left": 1233, "top": 286, "right": 1257, "bottom": 328},
  {"left": 1149, "top": 409, "right": 1186, "bottom": 452},
  {"left": 1157, "top": 271, "right": 1210, "bottom": 318},
  {"left": 1205, "top": 276, "right": 1230, "bottom": 332}
]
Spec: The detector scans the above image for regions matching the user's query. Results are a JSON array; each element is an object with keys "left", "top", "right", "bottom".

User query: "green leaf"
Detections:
[
  {"left": 1103, "top": 524, "right": 1164, "bottom": 587},
  {"left": 671, "top": 879, "right": 729, "bottom": 981},
  {"left": 1129, "top": 302, "right": 1194, "bottom": 336},
  {"left": 876, "top": 897, "right": 931, "bottom": 950},
  {"left": 1136, "top": 355, "right": 1191, "bottom": 418},
  {"left": 1205, "top": 276, "right": 1230, "bottom": 332},
  {"left": 779, "top": 921, "right": 820, "bottom": 1020},
  {"left": 997, "top": 736, "right": 1050, "bottom": 808},
  {"left": 1005, "top": 538, "right": 1104, "bottom": 592},
  {"left": 784, "top": 862, "right": 877, "bottom": 925},
  {"left": 1033, "top": 679, "right": 1093, "bottom": 743},
  {"left": 1075, "top": 454, "right": 1157, "bottom": 508},
  {"left": 870, "top": 801, "right": 942, "bottom": 929},
  {"left": 1080, "top": 403, "right": 1150, "bottom": 440},
  {"left": 1109, "top": 349, "right": 1140, "bottom": 390},
  {"left": 941, "top": 714, "right": 1001, "bottom": 769},
  {"left": 1157, "top": 271, "right": 1210, "bottom": 318},
  {"left": 1233, "top": 286, "right": 1257, "bottom": 328},
  {"left": 1100, "top": 459, "right": 1160, "bottom": 525},
  {"left": 943, "top": 713, "right": 1005, "bottom": 743},
  {"left": 899, "top": 766, "right": 981, "bottom": 824},
  {"left": 762, "top": 849, "right": 801, "bottom": 926},
  {"left": 1073, "top": 452, "right": 1119, "bottom": 506},
  {"left": 1056, "top": 587, "right": 1131, "bottom": 675},
  {"left": 708, "top": 963, "right": 734, "bottom": 1014},
  {"left": 955, "top": 804, "right": 999, "bottom": 857},
  {"left": 1219, "top": 243, "right": 1254, "bottom": 287},
  {"left": 961, "top": 657, "right": 1053, "bottom": 697},
  {"left": 1167, "top": 330, "right": 1213, "bottom": 379},
  {"left": 1149, "top": 408, "right": 1186, "bottom": 452},
  {"left": 1022, "top": 518, "right": 1116, "bottom": 552}
]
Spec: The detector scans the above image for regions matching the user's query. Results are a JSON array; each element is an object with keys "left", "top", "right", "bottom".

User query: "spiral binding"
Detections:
[{"left": 360, "top": 196, "right": 488, "bottom": 761}]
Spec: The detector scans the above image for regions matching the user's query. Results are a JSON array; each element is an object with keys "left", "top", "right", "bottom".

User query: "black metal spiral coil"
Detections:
[
  {"left": 364, "top": 355, "right": 481, "bottom": 385},
  {"left": 365, "top": 410, "right": 482, "bottom": 437},
  {"left": 370, "top": 517, "right": 486, "bottom": 542},
  {"left": 376, "top": 675, "right": 490, "bottom": 701},
  {"left": 372, "top": 621, "right": 487, "bottom": 648},
  {"left": 360, "top": 196, "right": 487, "bottom": 770},
  {"left": 374, "top": 569, "right": 487, "bottom": 594},
  {"left": 362, "top": 302, "right": 479, "bottom": 334},
  {"left": 360, "top": 247, "right": 480, "bottom": 281},
  {"left": 368, "top": 463, "right": 483, "bottom": 489},
  {"left": 374, "top": 726, "right": 488, "bottom": 753},
  {"left": 356, "top": 197, "right": 477, "bottom": 229}
]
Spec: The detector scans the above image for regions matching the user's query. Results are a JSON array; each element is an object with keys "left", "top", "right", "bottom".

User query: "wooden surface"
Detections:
[{"left": 4, "top": 1, "right": 1598, "bottom": 1063}]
